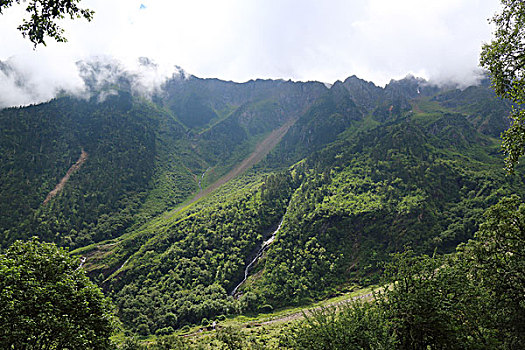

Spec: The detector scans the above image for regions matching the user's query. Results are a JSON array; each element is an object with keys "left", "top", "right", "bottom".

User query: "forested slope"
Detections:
[
  {"left": 0, "top": 72, "right": 325, "bottom": 250},
  {"left": 0, "top": 70, "right": 521, "bottom": 336},
  {"left": 0, "top": 93, "right": 190, "bottom": 248}
]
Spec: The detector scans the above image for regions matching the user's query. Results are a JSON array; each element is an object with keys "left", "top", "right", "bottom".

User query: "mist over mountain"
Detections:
[
  {"left": 0, "top": 58, "right": 520, "bottom": 340},
  {"left": 0, "top": 56, "right": 489, "bottom": 110},
  {"left": 0, "top": 56, "right": 185, "bottom": 108}
]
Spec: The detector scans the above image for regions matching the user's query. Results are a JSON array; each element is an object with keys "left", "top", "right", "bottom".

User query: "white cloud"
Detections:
[
  {"left": 0, "top": 51, "right": 86, "bottom": 108},
  {"left": 0, "top": 0, "right": 501, "bottom": 107},
  {"left": 347, "top": 0, "right": 499, "bottom": 85}
]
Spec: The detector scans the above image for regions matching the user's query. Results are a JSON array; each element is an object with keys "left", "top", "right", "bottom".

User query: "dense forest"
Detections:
[{"left": 1, "top": 60, "right": 523, "bottom": 346}]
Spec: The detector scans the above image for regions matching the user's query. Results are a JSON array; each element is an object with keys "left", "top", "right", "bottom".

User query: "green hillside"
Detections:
[{"left": 0, "top": 71, "right": 521, "bottom": 339}]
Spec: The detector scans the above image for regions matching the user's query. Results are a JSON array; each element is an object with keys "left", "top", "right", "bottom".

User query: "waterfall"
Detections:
[
  {"left": 198, "top": 167, "right": 211, "bottom": 191},
  {"left": 230, "top": 217, "right": 284, "bottom": 296}
]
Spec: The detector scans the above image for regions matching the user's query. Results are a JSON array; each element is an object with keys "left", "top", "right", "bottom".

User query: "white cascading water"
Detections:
[{"left": 230, "top": 216, "right": 285, "bottom": 296}]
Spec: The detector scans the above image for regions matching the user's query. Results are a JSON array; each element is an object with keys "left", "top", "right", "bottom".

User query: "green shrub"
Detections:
[
  {"left": 155, "top": 327, "right": 174, "bottom": 336},
  {"left": 258, "top": 304, "right": 274, "bottom": 313},
  {"left": 201, "top": 318, "right": 210, "bottom": 327}
]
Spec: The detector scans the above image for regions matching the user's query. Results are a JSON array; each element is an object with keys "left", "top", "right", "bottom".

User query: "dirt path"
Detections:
[
  {"left": 182, "top": 291, "right": 375, "bottom": 338},
  {"left": 43, "top": 148, "right": 88, "bottom": 205},
  {"left": 257, "top": 292, "right": 374, "bottom": 326}
]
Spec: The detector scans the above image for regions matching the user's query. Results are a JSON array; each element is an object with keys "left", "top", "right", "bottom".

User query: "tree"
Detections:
[
  {"left": 376, "top": 251, "right": 491, "bottom": 350},
  {"left": 0, "top": 0, "right": 93, "bottom": 47},
  {"left": 467, "top": 195, "right": 525, "bottom": 348},
  {"left": 0, "top": 238, "right": 114, "bottom": 349},
  {"left": 285, "top": 301, "right": 397, "bottom": 350},
  {"left": 480, "top": 0, "right": 525, "bottom": 172},
  {"left": 480, "top": 3, "right": 525, "bottom": 347}
]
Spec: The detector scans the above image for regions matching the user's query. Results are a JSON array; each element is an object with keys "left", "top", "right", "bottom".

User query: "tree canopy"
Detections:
[
  {"left": 0, "top": 0, "right": 93, "bottom": 46},
  {"left": 480, "top": 0, "right": 525, "bottom": 172},
  {"left": 0, "top": 238, "right": 114, "bottom": 349}
]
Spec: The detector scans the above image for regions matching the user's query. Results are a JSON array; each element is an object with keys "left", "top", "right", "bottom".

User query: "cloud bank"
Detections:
[
  {"left": 0, "top": 0, "right": 500, "bottom": 108},
  {"left": 0, "top": 55, "right": 183, "bottom": 108}
]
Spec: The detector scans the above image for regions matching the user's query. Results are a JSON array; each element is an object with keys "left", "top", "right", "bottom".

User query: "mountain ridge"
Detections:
[{"left": 0, "top": 65, "right": 520, "bottom": 335}]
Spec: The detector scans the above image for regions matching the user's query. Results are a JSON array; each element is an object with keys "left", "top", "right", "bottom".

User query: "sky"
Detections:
[{"left": 0, "top": 0, "right": 501, "bottom": 107}]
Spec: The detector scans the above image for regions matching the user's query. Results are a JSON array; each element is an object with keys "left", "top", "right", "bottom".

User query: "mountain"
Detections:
[{"left": 0, "top": 63, "right": 521, "bottom": 336}]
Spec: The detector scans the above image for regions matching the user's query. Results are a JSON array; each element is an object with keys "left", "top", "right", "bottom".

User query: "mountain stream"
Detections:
[
  {"left": 198, "top": 167, "right": 211, "bottom": 191},
  {"left": 230, "top": 216, "right": 285, "bottom": 296}
]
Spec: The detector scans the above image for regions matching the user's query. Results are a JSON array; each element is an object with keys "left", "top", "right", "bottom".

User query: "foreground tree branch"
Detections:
[{"left": 0, "top": 0, "right": 93, "bottom": 46}]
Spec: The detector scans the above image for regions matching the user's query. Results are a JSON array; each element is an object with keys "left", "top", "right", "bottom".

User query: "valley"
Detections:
[{"left": 1, "top": 66, "right": 524, "bottom": 346}]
